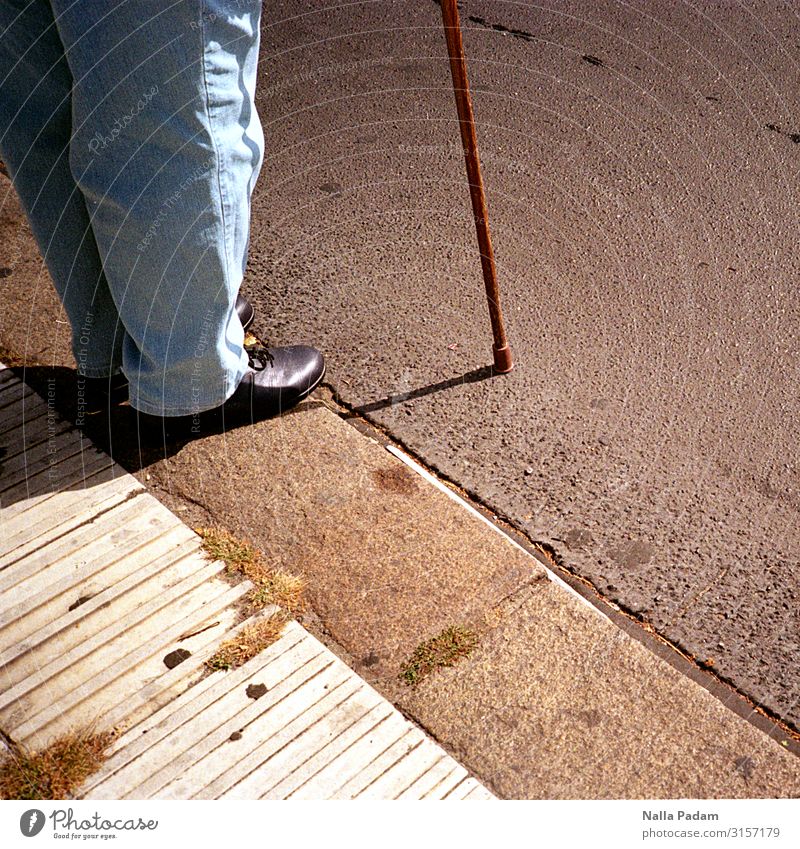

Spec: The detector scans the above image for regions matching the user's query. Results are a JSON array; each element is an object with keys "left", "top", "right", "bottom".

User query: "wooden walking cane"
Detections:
[{"left": 439, "top": 0, "right": 513, "bottom": 373}]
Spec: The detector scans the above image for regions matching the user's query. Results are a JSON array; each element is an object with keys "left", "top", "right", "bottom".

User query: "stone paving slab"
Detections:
[
  {"left": 401, "top": 578, "right": 800, "bottom": 799},
  {"left": 129, "top": 400, "right": 546, "bottom": 688}
]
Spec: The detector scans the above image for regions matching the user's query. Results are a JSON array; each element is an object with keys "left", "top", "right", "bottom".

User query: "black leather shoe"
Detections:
[
  {"left": 135, "top": 343, "right": 325, "bottom": 441},
  {"left": 218, "top": 343, "right": 325, "bottom": 422}
]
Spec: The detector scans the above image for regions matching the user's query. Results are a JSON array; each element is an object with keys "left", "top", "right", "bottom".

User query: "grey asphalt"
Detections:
[{"left": 246, "top": 1, "right": 800, "bottom": 728}]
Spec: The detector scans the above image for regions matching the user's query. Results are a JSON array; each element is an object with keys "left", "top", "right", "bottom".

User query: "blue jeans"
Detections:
[{"left": 0, "top": 0, "right": 262, "bottom": 415}]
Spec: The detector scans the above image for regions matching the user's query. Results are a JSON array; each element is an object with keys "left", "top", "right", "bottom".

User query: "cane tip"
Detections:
[{"left": 492, "top": 344, "right": 514, "bottom": 374}]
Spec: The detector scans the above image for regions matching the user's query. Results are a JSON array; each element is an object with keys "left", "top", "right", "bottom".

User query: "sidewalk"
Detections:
[
  {"left": 0, "top": 355, "right": 798, "bottom": 799},
  {"left": 0, "top": 364, "right": 493, "bottom": 799}
]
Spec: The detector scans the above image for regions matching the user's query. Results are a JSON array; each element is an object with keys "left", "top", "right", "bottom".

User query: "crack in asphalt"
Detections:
[
  {"left": 467, "top": 13, "right": 535, "bottom": 43},
  {"left": 429, "top": 0, "right": 536, "bottom": 43}
]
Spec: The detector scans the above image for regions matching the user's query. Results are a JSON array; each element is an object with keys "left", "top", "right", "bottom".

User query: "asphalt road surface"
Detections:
[{"left": 247, "top": 0, "right": 800, "bottom": 729}]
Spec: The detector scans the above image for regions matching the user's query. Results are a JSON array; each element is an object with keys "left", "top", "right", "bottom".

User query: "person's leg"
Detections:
[
  {"left": 51, "top": 0, "right": 262, "bottom": 416},
  {"left": 0, "top": 0, "right": 125, "bottom": 380}
]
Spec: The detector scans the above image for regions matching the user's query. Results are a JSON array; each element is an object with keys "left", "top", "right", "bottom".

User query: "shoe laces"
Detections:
[{"left": 245, "top": 342, "right": 274, "bottom": 371}]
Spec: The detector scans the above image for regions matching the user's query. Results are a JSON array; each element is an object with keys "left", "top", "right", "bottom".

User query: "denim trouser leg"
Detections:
[
  {"left": 2, "top": 1, "right": 263, "bottom": 415},
  {"left": 0, "top": 0, "right": 125, "bottom": 378}
]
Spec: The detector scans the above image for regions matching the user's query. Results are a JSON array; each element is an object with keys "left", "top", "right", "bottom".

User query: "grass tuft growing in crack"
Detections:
[
  {"left": 0, "top": 729, "right": 115, "bottom": 800},
  {"left": 205, "top": 612, "right": 289, "bottom": 671},
  {"left": 196, "top": 525, "right": 260, "bottom": 574},
  {"left": 247, "top": 570, "right": 305, "bottom": 614},
  {"left": 400, "top": 625, "right": 479, "bottom": 687},
  {"left": 196, "top": 527, "right": 306, "bottom": 670},
  {"left": 196, "top": 526, "right": 306, "bottom": 615}
]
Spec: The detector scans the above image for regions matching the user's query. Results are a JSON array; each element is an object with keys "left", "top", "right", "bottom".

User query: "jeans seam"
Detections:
[{"left": 199, "top": 3, "right": 233, "bottom": 293}]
